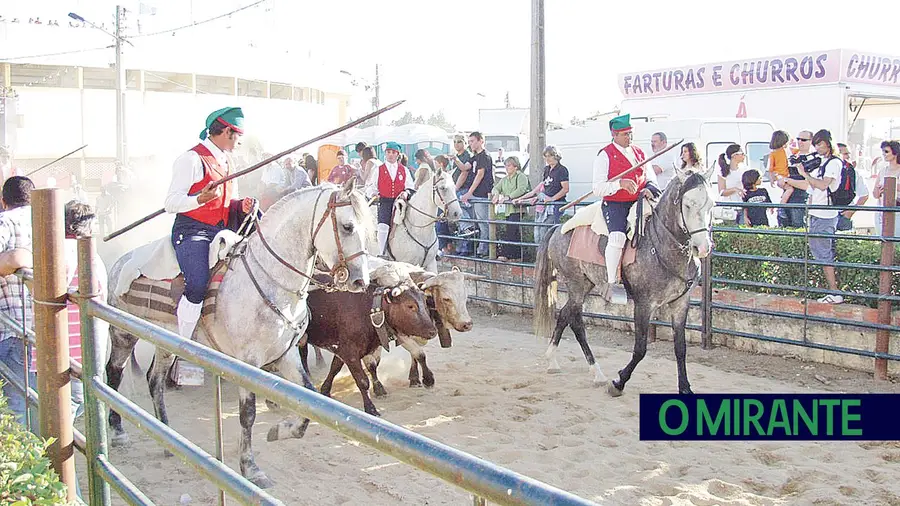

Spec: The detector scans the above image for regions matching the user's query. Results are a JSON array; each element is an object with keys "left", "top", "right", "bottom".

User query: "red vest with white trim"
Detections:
[
  {"left": 377, "top": 163, "right": 407, "bottom": 198},
  {"left": 603, "top": 143, "right": 646, "bottom": 203},
  {"left": 182, "top": 143, "right": 233, "bottom": 226}
]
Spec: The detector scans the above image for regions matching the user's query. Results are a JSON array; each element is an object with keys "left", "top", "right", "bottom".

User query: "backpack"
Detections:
[{"left": 829, "top": 158, "right": 856, "bottom": 206}]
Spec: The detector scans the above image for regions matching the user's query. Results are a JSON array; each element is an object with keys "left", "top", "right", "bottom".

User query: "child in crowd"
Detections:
[
  {"left": 768, "top": 130, "right": 794, "bottom": 204},
  {"left": 742, "top": 169, "right": 773, "bottom": 227}
]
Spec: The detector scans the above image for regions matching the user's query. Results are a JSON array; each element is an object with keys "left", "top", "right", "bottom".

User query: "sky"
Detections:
[{"left": 7, "top": 0, "right": 900, "bottom": 131}]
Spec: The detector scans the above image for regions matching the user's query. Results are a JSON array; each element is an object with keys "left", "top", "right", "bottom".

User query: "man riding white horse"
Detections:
[
  {"left": 367, "top": 141, "right": 414, "bottom": 257},
  {"left": 164, "top": 106, "right": 257, "bottom": 384},
  {"left": 591, "top": 114, "right": 661, "bottom": 305}
]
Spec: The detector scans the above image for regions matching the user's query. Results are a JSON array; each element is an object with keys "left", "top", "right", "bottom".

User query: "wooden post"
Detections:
[
  {"left": 875, "top": 176, "right": 896, "bottom": 380},
  {"left": 32, "top": 188, "right": 77, "bottom": 500},
  {"left": 488, "top": 205, "right": 499, "bottom": 315}
]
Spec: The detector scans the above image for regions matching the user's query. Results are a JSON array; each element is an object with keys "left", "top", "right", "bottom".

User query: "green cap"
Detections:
[
  {"left": 385, "top": 142, "right": 402, "bottom": 153},
  {"left": 200, "top": 107, "right": 245, "bottom": 140},
  {"left": 609, "top": 114, "right": 632, "bottom": 133}
]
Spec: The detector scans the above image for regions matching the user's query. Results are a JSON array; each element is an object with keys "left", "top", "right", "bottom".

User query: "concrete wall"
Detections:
[{"left": 447, "top": 259, "right": 900, "bottom": 377}]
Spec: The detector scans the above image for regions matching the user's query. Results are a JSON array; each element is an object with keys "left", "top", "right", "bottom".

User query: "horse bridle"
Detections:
[
  {"left": 253, "top": 189, "right": 366, "bottom": 292},
  {"left": 646, "top": 176, "right": 712, "bottom": 286},
  {"left": 400, "top": 172, "right": 459, "bottom": 227}
]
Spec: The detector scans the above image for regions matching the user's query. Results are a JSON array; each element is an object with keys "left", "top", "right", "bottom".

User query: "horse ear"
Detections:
[
  {"left": 413, "top": 167, "right": 430, "bottom": 189},
  {"left": 341, "top": 176, "right": 356, "bottom": 196},
  {"left": 701, "top": 160, "right": 717, "bottom": 182}
]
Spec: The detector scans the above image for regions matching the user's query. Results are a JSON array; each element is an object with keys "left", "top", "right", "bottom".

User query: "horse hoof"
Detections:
[
  {"left": 373, "top": 386, "right": 388, "bottom": 398},
  {"left": 409, "top": 380, "right": 422, "bottom": 388},
  {"left": 250, "top": 474, "right": 275, "bottom": 489},
  {"left": 423, "top": 377, "right": 435, "bottom": 389},
  {"left": 593, "top": 376, "right": 609, "bottom": 388},
  {"left": 365, "top": 407, "right": 381, "bottom": 417},
  {"left": 607, "top": 382, "right": 624, "bottom": 397},
  {"left": 110, "top": 431, "right": 129, "bottom": 447}
]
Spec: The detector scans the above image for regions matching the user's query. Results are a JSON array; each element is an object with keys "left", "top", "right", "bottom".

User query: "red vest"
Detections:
[
  {"left": 377, "top": 163, "right": 407, "bottom": 199},
  {"left": 603, "top": 143, "right": 646, "bottom": 203},
  {"left": 183, "top": 143, "right": 233, "bottom": 226}
]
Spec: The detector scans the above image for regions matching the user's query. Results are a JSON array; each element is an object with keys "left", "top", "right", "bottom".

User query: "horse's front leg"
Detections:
[
  {"left": 265, "top": 345, "right": 314, "bottom": 442},
  {"left": 609, "top": 301, "right": 653, "bottom": 397},
  {"left": 239, "top": 388, "right": 273, "bottom": 489},
  {"left": 669, "top": 293, "right": 694, "bottom": 394}
]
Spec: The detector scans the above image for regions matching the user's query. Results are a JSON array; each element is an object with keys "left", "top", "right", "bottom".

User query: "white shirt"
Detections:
[
  {"left": 809, "top": 156, "right": 842, "bottom": 219},
  {"left": 652, "top": 146, "right": 681, "bottom": 190},
  {"left": 718, "top": 165, "right": 747, "bottom": 204},
  {"left": 592, "top": 142, "right": 659, "bottom": 198},
  {"left": 164, "top": 138, "right": 240, "bottom": 214}
]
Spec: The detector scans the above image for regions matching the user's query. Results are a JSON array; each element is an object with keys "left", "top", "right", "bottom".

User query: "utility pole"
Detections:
[
  {"left": 528, "top": 0, "right": 546, "bottom": 188},
  {"left": 115, "top": 5, "right": 128, "bottom": 165},
  {"left": 374, "top": 64, "right": 381, "bottom": 126}
]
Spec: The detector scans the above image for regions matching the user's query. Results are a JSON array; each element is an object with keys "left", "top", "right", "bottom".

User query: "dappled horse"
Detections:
[
  {"left": 533, "top": 166, "right": 716, "bottom": 396},
  {"left": 104, "top": 180, "right": 372, "bottom": 488}
]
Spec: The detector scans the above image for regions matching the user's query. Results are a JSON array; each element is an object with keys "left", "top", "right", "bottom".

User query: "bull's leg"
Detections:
[
  {"left": 363, "top": 350, "right": 387, "bottom": 398},
  {"left": 345, "top": 358, "right": 379, "bottom": 417},
  {"left": 416, "top": 352, "right": 435, "bottom": 389},
  {"left": 238, "top": 388, "right": 273, "bottom": 489},
  {"left": 106, "top": 327, "right": 138, "bottom": 446},
  {"left": 319, "top": 355, "right": 345, "bottom": 398},
  {"left": 609, "top": 301, "right": 652, "bottom": 397},
  {"left": 400, "top": 339, "right": 433, "bottom": 388},
  {"left": 314, "top": 346, "right": 326, "bottom": 369},
  {"left": 407, "top": 353, "right": 421, "bottom": 388},
  {"left": 266, "top": 345, "right": 315, "bottom": 442},
  {"left": 147, "top": 347, "right": 176, "bottom": 457}
]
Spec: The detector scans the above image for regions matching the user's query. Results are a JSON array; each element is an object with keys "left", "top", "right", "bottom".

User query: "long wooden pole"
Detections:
[
  {"left": 559, "top": 138, "right": 684, "bottom": 212},
  {"left": 25, "top": 144, "right": 88, "bottom": 177},
  {"left": 103, "top": 100, "right": 406, "bottom": 242},
  {"left": 32, "top": 188, "right": 78, "bottom": 500}
]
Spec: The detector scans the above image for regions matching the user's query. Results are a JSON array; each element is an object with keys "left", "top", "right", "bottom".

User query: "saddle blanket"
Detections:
[
  {"left": 565, "top": 227, "right": 637, "bottom": 267},
  {"left": 114, "top": 230, "right": 241, "bottom": 298},
  {"left": 118, "top": 263, "right": 227, "bottom": 322},
  {"left": 562, "top": 198, "right": 650, "bottom": 267}
]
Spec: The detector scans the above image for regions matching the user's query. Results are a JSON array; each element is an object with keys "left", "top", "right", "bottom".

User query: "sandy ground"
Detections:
[{"left": 73, "top": 307, "right": 900, "bottom": 506}]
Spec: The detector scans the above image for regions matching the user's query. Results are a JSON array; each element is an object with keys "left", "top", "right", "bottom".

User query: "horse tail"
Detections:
[{"left": 533, "top": 224, "right": 560, "bottom": 339}]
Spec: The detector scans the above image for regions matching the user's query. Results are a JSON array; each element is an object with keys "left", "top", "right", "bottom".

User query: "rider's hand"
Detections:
[
  {"left": 242, "top": 197, "right": 256, "bottom": 213},
  {"left": 619, "top": 179, "right": 638, "bottom": 194},
  {"left": 197, "top": 181, "right": 222, "bottom": 204}
]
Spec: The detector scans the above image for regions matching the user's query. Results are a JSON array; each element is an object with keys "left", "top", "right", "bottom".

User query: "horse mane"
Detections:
[{"left": 263, "top": 184, "right": 375, "bottom": 243}]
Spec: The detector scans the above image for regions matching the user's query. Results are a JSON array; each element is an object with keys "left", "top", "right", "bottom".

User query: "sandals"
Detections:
[{"left": 816, "top": 294, "right": 844, "bottom": 304}]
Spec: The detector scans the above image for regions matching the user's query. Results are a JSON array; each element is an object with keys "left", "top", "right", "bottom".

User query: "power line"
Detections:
[
  {"left": 132, "top": 0, "right": 267, "bottom": 38},
  {"left": 0, "top": 45, "right": 113, "bottom": 62}
]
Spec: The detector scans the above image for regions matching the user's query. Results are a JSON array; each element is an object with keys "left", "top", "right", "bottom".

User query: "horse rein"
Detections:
[{"left": 400, "top": 173, "right": 458, "bottom": 227}]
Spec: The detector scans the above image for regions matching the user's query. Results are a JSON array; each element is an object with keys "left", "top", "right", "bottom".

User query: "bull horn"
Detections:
[
  {"left": 451, "top": 265, "right": 461, "bottom": 272},
  {"left": 463, "top": 273, "right": 487, "bottom": 281}
]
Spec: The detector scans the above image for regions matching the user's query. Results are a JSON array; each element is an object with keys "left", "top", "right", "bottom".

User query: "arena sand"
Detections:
[{"left": 73, "top": 307, "right": 900, "bottom": 505}]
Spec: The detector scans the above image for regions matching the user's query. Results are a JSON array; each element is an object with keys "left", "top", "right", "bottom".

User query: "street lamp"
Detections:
[{"left": 69, "top": 8, "right": 132, "bottom": 165}]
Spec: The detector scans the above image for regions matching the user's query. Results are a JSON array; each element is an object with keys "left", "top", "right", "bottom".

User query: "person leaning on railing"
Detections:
[
  {"left": 513, "top": 145, "right": 570, "bottom": 245},
  {"left": 490, "top": 156, "right": 532, "bottom": 262}
]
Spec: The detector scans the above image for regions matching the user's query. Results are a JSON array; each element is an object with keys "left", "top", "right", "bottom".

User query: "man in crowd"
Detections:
[
  {"left": 650, "top": 131, "right": 679, "bottom": 190},
  {"left": 460, "top": 132, "right": 494, "bottom": 258},
  {"left": 448, "top": 135, "right": 476, "bottom": 255},
  {"left": 779, "top": 130, "right": 813, "bottom": 228}
]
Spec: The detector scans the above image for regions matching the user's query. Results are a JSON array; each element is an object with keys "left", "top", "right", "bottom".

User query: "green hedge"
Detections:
[
  {"left": 712, "top": 228, "right": 900, "bottom": 308},
  {"left": 0, "top": 383, "right": 69, "bottom": 505}
]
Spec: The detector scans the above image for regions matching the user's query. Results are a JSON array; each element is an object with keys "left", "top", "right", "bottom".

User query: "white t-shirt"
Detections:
[
  {"left": 809, "top": 156, "right": 843, "bottom": 219},
  {"left": 653, "top": 148, "right": 681, "bottom": 190},
  {"left": 718, "top": 165, "right": 746, "bottom": 203}
]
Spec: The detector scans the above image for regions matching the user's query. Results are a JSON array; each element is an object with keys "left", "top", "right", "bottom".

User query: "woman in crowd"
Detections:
[
  {"left": 680, "top": 142, "right": 703, "bottom": 173},
  {"left": 491, "top": 156, "right": 531, "bottom": 261},
  {"left": 873, "top": 140, "right": 900, "bottom": 237},
  {"left": 717, "top": 143, "right": 747, "bottom": 225},
  {"left": 513, "top": 145, "right": 569, "bottom": 244}
]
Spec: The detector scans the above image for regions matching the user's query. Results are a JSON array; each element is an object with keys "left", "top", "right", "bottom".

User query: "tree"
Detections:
[{"left": 390, "top": 110, "right": 456, "bottom": 132}]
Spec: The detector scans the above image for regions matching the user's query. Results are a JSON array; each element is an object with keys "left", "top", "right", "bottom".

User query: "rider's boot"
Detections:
[
  {"left": 376, "top": 223, "right": 390, "bottom": 259},
  {"left": 603, "top": 231, "right": 628, "bottom": 305},
  {"left": 170, "top": 295, "right": 205, "bottom": 386}
]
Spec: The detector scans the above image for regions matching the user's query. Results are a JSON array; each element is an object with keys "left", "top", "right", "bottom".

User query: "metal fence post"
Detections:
[
  {"left": 701, "top": 252, "right": 712, "bottom": 349},
  {"left": 875, "top": 177, "right": 896, "bottom": 381},
  {"left": 32, "top": 188, "right": 77, "bottom": 500},
  {"left": 77, "top": 237, "right": 111, "bottom": 506}
]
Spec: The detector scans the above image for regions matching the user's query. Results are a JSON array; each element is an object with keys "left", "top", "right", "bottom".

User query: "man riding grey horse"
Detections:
[
  {"left": 164, "top": 106, "right": 257, "bottom": 384},
  {"left": 591, "top": 113, "right": 660, "bottom": 304}
]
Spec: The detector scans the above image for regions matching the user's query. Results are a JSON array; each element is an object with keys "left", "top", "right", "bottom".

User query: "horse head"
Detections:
[
  {"left": 432, "top": 169, "right": 463, "bottom": 225},
  {"left": 671, "top": 164, "right": 717, "bottom": 259},
  {"left": 308, "top": 178, "right": 372, "bottom": 292}
]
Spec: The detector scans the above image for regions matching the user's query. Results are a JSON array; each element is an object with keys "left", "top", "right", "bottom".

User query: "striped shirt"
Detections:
[{"left": 0, "top": 205, "right": 33, "bottom": 343}]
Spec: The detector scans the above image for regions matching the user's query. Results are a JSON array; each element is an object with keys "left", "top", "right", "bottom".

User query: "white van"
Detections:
[{"left": 546, "top": 117, "right": 777, "bottom": 205}]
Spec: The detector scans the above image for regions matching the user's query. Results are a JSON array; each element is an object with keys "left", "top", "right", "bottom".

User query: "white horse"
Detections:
[
  {"left": 385, "top": 168, "right": 463, "bottom": 272},
  {"left": 104, "top": 180, "right": 372, "bottom": 488}
]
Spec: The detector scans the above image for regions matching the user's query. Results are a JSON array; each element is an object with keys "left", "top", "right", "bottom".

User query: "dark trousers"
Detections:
[
  {"left": 172, "top": 202, "right": 251, "bottom": 304},
  {"left": 499, "top": 213, "right": 523, "bottom": 259}
]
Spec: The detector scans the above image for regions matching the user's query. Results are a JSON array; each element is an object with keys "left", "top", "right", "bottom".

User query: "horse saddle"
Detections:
[
  {"left": 121, "top": 262, "right": 228, "bottom": 319},
  {"left": 562, "top": 195, "right": 657, "bottom": 267}
]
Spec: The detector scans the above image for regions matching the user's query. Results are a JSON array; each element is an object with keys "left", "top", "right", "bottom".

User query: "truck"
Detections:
[
  {"left": 477, "top": 108, "right": 530, "bottom": 176},
  {"left": 616, "top": 48, "right": 900, "bottom": 167}
]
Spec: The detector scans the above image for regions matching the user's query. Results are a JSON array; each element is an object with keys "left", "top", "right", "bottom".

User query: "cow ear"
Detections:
[{"left": 463, "top": 273, "right": 486, "bottom": 281}]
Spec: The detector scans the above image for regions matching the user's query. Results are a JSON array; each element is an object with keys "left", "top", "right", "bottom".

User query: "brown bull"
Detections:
[{"left": 302, "top": 279, "right": 436, "bottom": 416}]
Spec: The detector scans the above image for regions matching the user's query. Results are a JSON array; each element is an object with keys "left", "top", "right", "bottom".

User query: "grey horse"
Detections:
[
  {"left": 104, "top": 180, "right": 372, "bottom": 488},
  {"left": 533, "top": 165, "right": 716, "bottom": 396}
]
